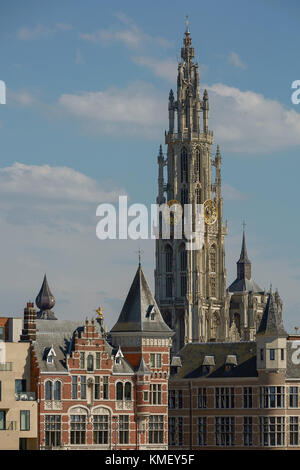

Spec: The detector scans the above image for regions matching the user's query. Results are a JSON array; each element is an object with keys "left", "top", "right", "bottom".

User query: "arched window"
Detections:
[
  {"left": 209, "top": 245, "right": 216, "bottom": 273},
  {"left": 180, "top": 245, "right": 187, "bottom": 271},
  {"left": 181, "top": 147, "right": 188, "bottom": 183},
  {"left": 116, "top": 382, "right": 123, "bottom": 401},
  {"left": 195, "top": 148, "right": 201, "bottom": 181},
  {"left": 165, "top": 245, "right": 172, "bottom": 272},
  {"left": 181, "top": 188, "right": 188, "bottom": 205},
  {"left": 87, "top": 354, "right": 94, "bottom": 372},
  {"left": 54, "top": 381, "right": 61, "bottom": 400},
  {"left": 124, "top": 382, "right": 132, "bottom": 401},
  {"left": 45, "top": 380, "right": 52, "bottom": 400},
  {"left": 210, "top": 277, "right": 216, "bottom": 297}
]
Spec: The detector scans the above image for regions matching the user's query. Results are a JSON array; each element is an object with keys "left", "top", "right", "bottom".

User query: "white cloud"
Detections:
[
  {"left": 223, "top": 183, "right": 245, "bottom": 200},
  {"left": 75, "top": 49, "right": 84, "bottom": 65},
  {"left": 17, "top": 23, "right": 72, "bottom": 40},
  {"left": 132, "top": 56, "right": 177, "bottom": 82},
  {"left": 207, "top": 83, "right": 300, "bottom": 153},
  {"left": 57, "top": 81, "right": 166, "bottom": 138},
  {"left": 80, "top": 14, "right": 171, "bottom": 50},
  {"left": 228, "top": 51, "right": 246, "bottom": 70},
  {"left": 0, "top": 163, "right": 122, "bottom": 204},
  {"left": 8, "top": 89, "right": 37, "bottom": 107}
]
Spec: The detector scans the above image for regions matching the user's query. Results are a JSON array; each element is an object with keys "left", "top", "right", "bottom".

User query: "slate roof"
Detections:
[
  {"left": 257, "top": 292, "right": 287, "bottom": 338},
  {"left": 112, "top": 356, "right": 135, "bottom": 375},
  {"left": 170, "top": 342, "right": 258, "bottom": 380},
  {"left": 228, "top": 277, "right": 264, "bottom": 293},
  {"left": 32, "top": 319, "right": 112, "bottom": 373},
  {"left": 136, "top": 356, "right": 151, "bottom": 375},
  {"left": 110, "top": 265, "right": 173, "bottom": 335},
  {"left": 36, "top": 274, "right": 57, "bottom": 320}
]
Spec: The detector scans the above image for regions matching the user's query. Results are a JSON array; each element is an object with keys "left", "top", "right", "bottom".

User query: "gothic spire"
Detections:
[
  {"left": 238, "top": 228, "right": 250, "bottom": 264},
  {"left": 36, "top": 274, "right": 57, "bottom": 320}
]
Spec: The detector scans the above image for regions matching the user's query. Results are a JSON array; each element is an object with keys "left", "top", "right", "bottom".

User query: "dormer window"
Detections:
[
  {"left": 45, "top": 346, "right": 56, "bottom": 365},
  {"left": 146, "top": 305, "right": 155, "bottom": 320}
]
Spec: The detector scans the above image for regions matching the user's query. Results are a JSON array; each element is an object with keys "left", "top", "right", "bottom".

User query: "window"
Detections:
[
  {"left": 70, "top": 415, "right": 86, "bottom": 444},
  {"left": 270, "top": 349, "right": 275, "bottom": 361},
  {"left": 156, "top": 354, "right": 162, "bottom": 368},
  {"left": 243, "top": 387, "right": 253, "bottom": 408},
  {"left": 20, "top": 410, "right": 30, "bottom": 431},
  {"left": 143, "top": 391, "right": 149, "bottom": 401},
  {"left": 180, "top": 246, "right": 187, "bottom": 271},
  {"left": 19, "top": 438, "right": 27, "bottom": 450},
  {"left": 116, "top": 382, "right": 123, "bottom": 401},
  {"left": 15, "top": 379, "right": 26, "bottom": 394},
  {"left": 260, "top": 386, "right": 285, "bottom": 408},
  {"left": 103, "top": 376, "right": 109, "bottom": 400},
  {"left": 72, "top": 376, "right": 78, "bottom": 400},
  {"left": 149, "top": 415, "right": 164, "bottom": 444},
  {"left": 150, "top": 384, "right": 162, "bottom": 405},
  {"left": 80, "top": 352, "right": 85, "bottom": 369},
  {"left": 260, "top": 416, "right": 285, "bottom": 447},
  {"left": 243, "top": 417, "right": 253, "bottom": 446},
  {"left": 290, "top": 417, "right": 299, "bottom": 446},
  {"left": 53, "top": 381, "right": 61, "bottom": 401},
  {"left": 94, "top": 376, "right": 100, "bottom": 400},
  {"left": 198, "top": 388, "right": 207, "bottom": 409},
  {"left": 81, "top": 376, "right": 86, "bottom": 400},
  {"left": 168, "top": 390, "right": 182, "bottom": 409},
  {"left": 180, "top": 148, "right": 188, "bottom": 183},
  {"left": 45, "top": 415, "right": 61, "bottom": 447},
  {"left": 260, "top": 349, "right": 264, "bottom": 361},
  {"left": 96, "top": 352, "right": 101, "bottom": 369},
  {"left": 45, "top": 380, "right": 52, "bottom": 400},
  {"left": 93, "top": 415, "right": 109, "bottom": 444},
  {"left": 0, "top": 327, "right": 5, "bottom": 341},
  {"left": 196, "top": 187, "right": 201, "bottom": 204},
  {"left": 290, "top": 387, "right": 298, "bottom": 408},
  {"left": 198, "top": 417, "right": 207, "bottom": 446},
  {"left": 87, "top": 355, "right": 94, "bottom": 372},
  {"left": 215, "top": 387, "right": 234, "bottom": 409},
  {"left": 209, "top": 245, "right": 216, "bottom": 272},
  {"left": 181, "top": 188, "right": 188, "bottom": 205},
  {"left": 124, "top": 382, "right": 132, "bottom": 401},
  {"left": 165, "top": 246, "right": 172, "bottom": 272},
  {"left": 215, "top": 417, "right": 235, "bottom": 446},
  {"left": 0, "top": 411, "right": 6, "bottom": 430},
  {"left": 195, "top": 148, "right": 201, "bottom": 181},
  {"left": 119, "top": 415, "right": 129, "bottom": 444},
  {"left": 180, "top": 275, "right": 187, "bottom": 297},
  {"left": 150, "top": 354, "right": 161, "bottom": 368},
  {"left": 210, "top": 277, "right": 216, "bottom": 297},
  {"left": 166, "top": 276, "right": 173, "bottom": 298},
  {"left": 281, "top": 349, "right": 284, "bottom": 360},
  {"left": 168, "top": 417, "right": 183, "bottom": 446}
]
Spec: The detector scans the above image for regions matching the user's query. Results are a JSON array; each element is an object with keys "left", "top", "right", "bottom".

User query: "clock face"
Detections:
[
  {"left": 162, "top": 199, "right": 183, "bottom": 226},
  {"left": 204, "top": 199, "right": 217, "bottom": 225}
]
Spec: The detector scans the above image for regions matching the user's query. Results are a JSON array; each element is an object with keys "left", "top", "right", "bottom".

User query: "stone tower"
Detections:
[{"left": 155, "top": 22, "right": 228, "bottom": 351}]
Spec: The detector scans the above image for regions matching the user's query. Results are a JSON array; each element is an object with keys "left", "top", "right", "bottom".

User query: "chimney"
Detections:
[{"left": 20, "top": 302, "right": 37, "bottom": 342}]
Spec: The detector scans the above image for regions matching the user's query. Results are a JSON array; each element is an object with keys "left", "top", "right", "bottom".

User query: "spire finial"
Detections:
[
  {"left": 242, "top": 220, "right": 246, "bottom": 232},
  {"left": 185, "top": 15, "right": 190, "bottom": 33},
  {"left": 135, "top": 248, "right": 143, "bottom": 267}
]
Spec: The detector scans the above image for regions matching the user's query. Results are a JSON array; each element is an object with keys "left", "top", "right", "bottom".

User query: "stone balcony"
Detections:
[
  {"left": 165, "top": 130, "right": 213, "bottom": 145},
  {"left": 15, "top": 392, "right": 36, "bottom": 401}
]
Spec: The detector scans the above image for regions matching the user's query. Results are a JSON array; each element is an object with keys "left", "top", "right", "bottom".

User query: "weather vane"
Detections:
[
  {"left": 95, "top": 307, "right": 104, "bottom": 319},
  {"left": 135, "top": 248, "right": 143, "bottom": 266},
  {"left": 185, "top": 15, "right": 189, "bottom": 31}
]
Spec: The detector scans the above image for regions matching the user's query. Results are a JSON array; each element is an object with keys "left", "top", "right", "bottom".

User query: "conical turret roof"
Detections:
[
  {"left": 257, "top": 291, "right": 287, "bottom": 338},
  {"left": 36, "top": 274, "right": 57, "bottom": 320},
  {"left": 110, "top": 265, "right": 172, "bottom": 335}
]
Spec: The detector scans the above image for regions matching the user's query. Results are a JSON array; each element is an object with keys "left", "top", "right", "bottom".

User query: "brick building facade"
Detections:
[{"left": 22, "top": 265, "right": 173, "bottom": 450}]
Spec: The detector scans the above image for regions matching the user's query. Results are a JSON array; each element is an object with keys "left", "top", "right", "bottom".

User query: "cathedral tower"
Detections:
[{"left": 155, "top": 22, "right": 228, "bottom": 351}]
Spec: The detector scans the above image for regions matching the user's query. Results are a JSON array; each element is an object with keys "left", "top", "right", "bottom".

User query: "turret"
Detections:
[
  {"left": 35, "top": 274, "right": 57, "bottom": 320},
  {"left": 256, "top": 290, "right": 287, "bottom": 372},
  {"left": 203, "top": 89, "right": 209, "bottom": 134},
  {"left": 157, "top": 145, "right": 166, "bottom": 205}
]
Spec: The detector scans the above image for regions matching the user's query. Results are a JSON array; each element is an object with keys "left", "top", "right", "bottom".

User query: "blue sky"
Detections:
[{"left": 0, "top": 0, "right": 300, "bottom": 332}]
